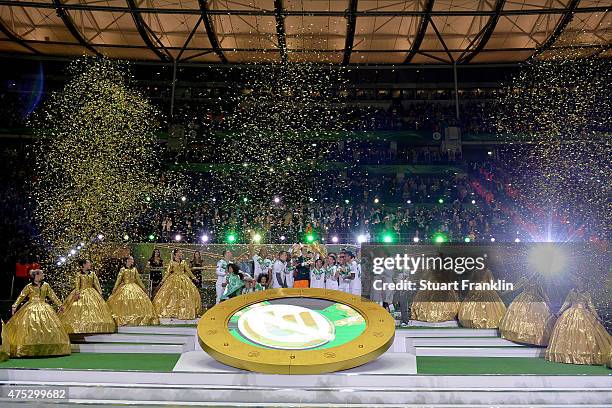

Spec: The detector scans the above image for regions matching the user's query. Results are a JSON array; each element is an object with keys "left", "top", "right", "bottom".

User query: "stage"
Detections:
[{"left": 0, "top": 320, "right": 610, "bottom": 407}]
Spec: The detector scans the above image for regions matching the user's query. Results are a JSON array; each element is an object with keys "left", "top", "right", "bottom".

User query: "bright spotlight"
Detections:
[
  {"left": 407, "top": 200, "right": 412, "bottom": 204},
  {"left": 515, "top": 238, "right": 521, "bottom": 243},
  {"left": 344, "top": 199, "right": 350, "bottom": 204},
  {"left": 148, "top": 234, "right": 156, "bottom": 241},
  {"left": 181, "top": 196, "right": 187, "bottom": 202},
  {"left": 374, "top": 198, "right": 379, "bottom": 204},
  {"left": 59, "top": 257, "right": 66, "bottom": 263},
  {"left": 97, "top": 234, "right": 104, "bottom": 240},
  {"left": 253, "top": 233, "right": 262, "bottom": 243},
  {"left": 243, "top": 197, "right": 248, "bottom": 203},
  {"left": 357, "top": 234, "right": 367, "bottom": 244},
  {"left": 123, "top": 234, "right": 129, "bottom": 241},
  {"left": 280, "top": 235, "right": 286, "bottom": 241},
  {"left": 201, "top": 234, "right": 209, "bottom": 243},
  {"left": 528, "top": 245, "right": 567, "bottom": 275},
  {"left": 471, "top": 199, "right": 476, "bottom": 204},
  {"left": 433, "top": 233, "right": 447, "bottom": 243},
  {"left": 464, "top": 237, "right": 471, "bottom": 243},
  {"left": 490, "top": 237, "right": 496, "bottom": 242},
  {"left": 306, "top": 234, "right": 315, "bottom": 243},
  {"left": 413, "top": 236, "right": 419, "bottom": 243},
  {"left": 382, "top": 233, "right": 393, "bottom": 243},
  {"left": 273, "top": 196, "right": 280, "bottom": 204},
  {"left": 70, "top": 249, "right": 76, "bottom": 255},
  {"left": 226, "top": 233, "right": 237, "bottom": 243},
  {"left": 438, "top": 198, "right": 444, "bottom": 204},
  {"left": 331, "top": 235, "right": 339, "bottom": 243},
  {"left": 174, "top": 234, "right": 182, "bottom": 242}
]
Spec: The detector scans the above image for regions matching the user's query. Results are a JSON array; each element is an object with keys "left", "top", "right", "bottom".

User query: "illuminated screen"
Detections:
[{"left": 228, "top": 298, "right": 366, "bottom": 350}]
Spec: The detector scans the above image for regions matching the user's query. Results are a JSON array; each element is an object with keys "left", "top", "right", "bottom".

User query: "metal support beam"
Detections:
[
  {"left": 429, "top": 18, "right": 453, "bottom": 63},
  {"left": 53, "top": 0, "right": 100, "bottom": 56},
  {"left": 198, "top": 0, "right": 227, "bottom": 63},
  {"left": 0, "top": 1, "right": 606, "bottom": 16},
  {"left": 453, "top": 62, "right": 459, "bottom": 120},
  {"left": 0, "top": 19, "right": 39, "bottom": 54},
  {"left": 405, "top": 0, "right": 434, "bottom": 64},
  {"left": 532, "top": 0, "right": 580, "bottom": 57},
  {"left": 460, "top": 0, "right": 505, "bottom": 64},
  {"left": 125, "top": 0, "right": 169, "bottom": 61},
  {"left": 177, "top": 16, "right": 202, "bottom": 61},
  {"left": 170, "top": 59, "right": 177, "bottom": 119},
  {"left": 343, "top": 0, "right": 358, "bottom": 65},
  {"left": 274, "top": 0, "right": 287, "bottom": 63}
]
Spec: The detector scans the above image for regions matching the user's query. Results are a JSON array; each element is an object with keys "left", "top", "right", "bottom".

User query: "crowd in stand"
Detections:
[{"left": 125, "top": 163, "right": 517, "bottom": 245}]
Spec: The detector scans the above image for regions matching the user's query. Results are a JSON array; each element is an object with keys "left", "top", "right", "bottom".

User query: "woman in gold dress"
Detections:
[
  {"left": 545, "top": 289, "right": 611, "bottom": 365},
  {"left": 458, "top": 268, "right": 506, "bottom": 329},
  {"left": 107, "top": 256, "right": 159, "bottom": 326},
  {"left": 59, "top": 259, "right": 116, "bottom": 334},
  {"left": 499, "top": 276, "right": 556, "bottom": 346},
  {"left": 5, "top": 269, "right": 71, "bottom": 357},
  {"left": 411, "top": 269, "right": 461, "bottom": 322},
  {"left": 153, "top": 249, "right": 201, "bottom": 319}
]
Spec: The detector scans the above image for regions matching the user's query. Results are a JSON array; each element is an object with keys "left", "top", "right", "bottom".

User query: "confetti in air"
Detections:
[
  {"left": 493, "top": 56, "right": 611, "bottom": 322},
  {"left": 29, "top": 57, "right": 163, "bottom": 294}
]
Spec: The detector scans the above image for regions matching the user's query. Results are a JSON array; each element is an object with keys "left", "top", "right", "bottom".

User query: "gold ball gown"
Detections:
[
  {"left": 153, "top": 260, "right": 202, "bottom": 320},
  {"left": 107, "top": 267, "right": 160, "bottom": 326},
  {"left": 458, "top": 269, "right": 507, "bottom": 329},
  {"left": 499, "top": 282, "right": 556, "bottom": 346},
  {"left": 411, "top": 270, "right": 461, "bottom": 322},
  {"left": 1, "top": 321, "right": 9, "bottom": 361},
  {"left": 545, "top": 290, "right": 612, "bottom": 365},
  {"left": 5, "top": 282, "right": 71, "bottom": 357},
  {"left": 59, "top": 271, "right": 116, "bottom": 334}
]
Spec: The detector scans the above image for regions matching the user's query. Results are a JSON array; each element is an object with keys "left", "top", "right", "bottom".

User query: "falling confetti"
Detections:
[{"left": 29, "top": 57, "right": 164, "bottom": 294}]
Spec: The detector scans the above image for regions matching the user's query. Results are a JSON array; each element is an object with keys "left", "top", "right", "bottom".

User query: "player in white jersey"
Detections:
[
  {"left": 337, "top": 250, "right": 352, "bottom": 293},
  {"left": 348, "top": 251, "right": 362, "bottom": 296},
  {"left": 324, "top": 253, "right": 339, "bottom": 290},
  {"left": 252, "top": 247, "right": 273, "bottom": 282},
  {"left": 215, "top": 250, "right": 233, "bottom": 304},
  {"left": 310, "top": 258, "right": 326, "bottom": 289},
  {"left": 271, "top": 251, "right": 288, "bottom": 289}
]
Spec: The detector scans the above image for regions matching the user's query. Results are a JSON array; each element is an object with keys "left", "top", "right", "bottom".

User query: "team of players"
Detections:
[{"left": 215, "top": 246, "right": 362, "bottom": 303}]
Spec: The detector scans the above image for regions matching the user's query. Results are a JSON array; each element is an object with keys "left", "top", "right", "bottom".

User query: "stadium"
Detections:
[{"left": 0, "top": 1, "right": 610, "bottom": 407}]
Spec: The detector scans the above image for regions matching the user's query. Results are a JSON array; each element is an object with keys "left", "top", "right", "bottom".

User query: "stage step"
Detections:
[
  {"left": 411, "top": 337, "right": 529, "bottom": 347},
  {"left": 118, "top": 326, "right": 196, "bottom": 336},
  {"left": 396, "top": 328, "right": 499, "bottom": 337},
  {"left": 415, "top": 346, "right": 545, "bottom": 358},
  {"left": 74, "top": 333, "right": 193, "bottom": 344},
  {"left": 1, "top": 368, "right": 609, "bottom": 407},
  {"left": 71, "top": 342, "right": 186, "bottom": 354},
  {"left": 159, "top": 318, "right": 200, "bottom": 325}
]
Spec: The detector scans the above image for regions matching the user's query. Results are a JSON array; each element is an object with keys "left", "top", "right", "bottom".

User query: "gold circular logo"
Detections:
[
  {"left": 197, "top": 288, "right": 395, "bottom": 374},
  {"left": 238, "top": 304, "right": 335, "bottom": 349}
]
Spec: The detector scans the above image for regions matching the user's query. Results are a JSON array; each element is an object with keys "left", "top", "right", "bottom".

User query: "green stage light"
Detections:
[
  {"left": 464, "top": 237, "right": 471, "bottom": 243},
  {"left": 148, "top": 234, "right": 156, "bottom": 241},
  {"left": 433, "top": 233, "right": 447, "bottom": 243},
  {"left": 382, "top": 232, "right": 394, "bottom": 243},
  {"left": 438, "top": 198, "right": 444, "bottom": 204},
  {"left": 243, "top": 197, "right": 248, "bottom": 203},
  {"left": 226, "top": 233, "right": 237, "bottom": 243},
  {"left": 305, "top": 233, "right": 315, "bottom": 243}
]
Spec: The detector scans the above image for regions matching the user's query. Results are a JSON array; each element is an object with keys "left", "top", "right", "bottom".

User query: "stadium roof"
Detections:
[{"left": 0, "top": 0, "right": 610, "bottom": 65}]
